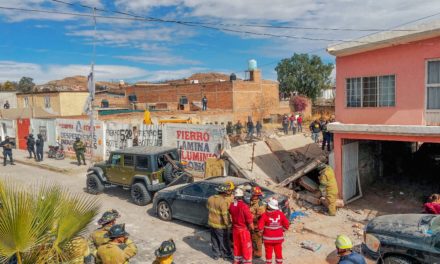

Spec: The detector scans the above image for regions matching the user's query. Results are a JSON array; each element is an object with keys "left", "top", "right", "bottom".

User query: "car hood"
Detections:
[
  {"left": 366, "top": 214, "right": 433, "bottom": 238},
  {"left": 93, "top": 161, "right": 108, "bottom": 169}
]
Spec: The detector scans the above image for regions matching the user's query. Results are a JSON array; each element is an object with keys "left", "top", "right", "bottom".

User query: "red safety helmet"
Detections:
[{"left": 252, "top": 186, "right": 263, "bottom": 196}]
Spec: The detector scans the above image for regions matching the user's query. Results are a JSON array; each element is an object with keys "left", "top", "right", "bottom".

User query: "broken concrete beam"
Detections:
[
  {"left": 297, "top": 176, "right": 319, "bottom": 192},
  {"left": 298, "top": 192, "right": 321, "bottom": 205},
  {"left": 277, "top": 155, "right": 327, "bottom": 187}
]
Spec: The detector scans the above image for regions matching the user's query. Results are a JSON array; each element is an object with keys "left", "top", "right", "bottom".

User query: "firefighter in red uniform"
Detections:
[
  {"left": 258, "top": 198, "right": 289, "bottom": 264},
  {"left": 229, "top": 188, "right": 254, "bottom": 264}
]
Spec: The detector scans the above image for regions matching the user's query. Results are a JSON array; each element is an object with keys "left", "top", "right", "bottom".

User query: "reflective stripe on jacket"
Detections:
[
  {"left": 207, "top": 194, "right": 231, "bottom": 229},
  {"left": 258, "top": 210, "right": 289, "bottom": 243}
]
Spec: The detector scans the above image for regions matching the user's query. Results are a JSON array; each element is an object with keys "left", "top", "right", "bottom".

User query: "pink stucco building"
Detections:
[{"left": 327, "top": 21, "right": 440, "bottom": 201}]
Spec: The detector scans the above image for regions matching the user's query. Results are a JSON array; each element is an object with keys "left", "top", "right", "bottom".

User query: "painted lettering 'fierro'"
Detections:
[{"left": 176, "top": 130, "right": 210, "bottom": 142}]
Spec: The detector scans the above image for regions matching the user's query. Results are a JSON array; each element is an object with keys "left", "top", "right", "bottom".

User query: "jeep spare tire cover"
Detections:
[{"left": 163, "top": 163, "right": 177, "bottom": 184}]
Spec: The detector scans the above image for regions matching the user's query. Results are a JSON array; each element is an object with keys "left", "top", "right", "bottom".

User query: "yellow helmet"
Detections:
[
  {"left": 335, "top": 235, "right": 353, "bottom": 250},
  {"left": 225, "top": 181, "right": 235, "bottom": 191}
]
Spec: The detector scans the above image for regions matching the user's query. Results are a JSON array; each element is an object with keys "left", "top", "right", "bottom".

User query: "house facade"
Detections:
[
  {"left": 16, "top": 91, "right": 89, "bottom": 116},
  {"left": 327, "top": 21, "right": 440, "bottom": 201}
]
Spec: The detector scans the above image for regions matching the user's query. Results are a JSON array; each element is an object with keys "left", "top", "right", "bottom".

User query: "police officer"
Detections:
[
  {"left": 73, "top": 137, "right": 86, "bottom": 166},
  {"left": 0, "top": 136, "right": 15, "bottom": 166},
  {"left": 96, "top": 224, "right": 137, "bottom": 264},
  {"left": 36, "top": 134, "right": 44, "bottom": 162},
  {"left": 91, "top": 209, "right": 120, "bottom": 248},
  {"left": 249, "top": 187, "right": 266, "bottom": 258},
  {"left": 152, "top": 239, "right": 176, "bottom": 264},
  {"left": 26, "top": 134, "right": 36, "bottom": 159}
]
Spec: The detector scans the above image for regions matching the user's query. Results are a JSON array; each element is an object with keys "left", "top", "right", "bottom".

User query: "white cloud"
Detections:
[
  {"left": 0, "top": 60, "right": 148, "bottom": 84},
  {"left": 0, "top": 60, "right": 206, "bottom": 84},
  {"left": 116, "top": 54, "right": 201, "bottom": 66}
]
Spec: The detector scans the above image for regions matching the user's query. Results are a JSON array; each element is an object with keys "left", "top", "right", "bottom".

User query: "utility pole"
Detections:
[{"left": 88, "top": 7, "right": 97, "bottom": 163}]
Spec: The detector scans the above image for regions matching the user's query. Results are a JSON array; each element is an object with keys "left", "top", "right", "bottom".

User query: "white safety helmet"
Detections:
[
  {"left": 267, "top": 198, "right": 279, "bottom": 210},
  {"left": 234, "top": 188, "right": 244, "bottom": 197}
]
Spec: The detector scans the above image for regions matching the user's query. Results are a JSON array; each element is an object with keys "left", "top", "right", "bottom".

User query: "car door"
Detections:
[
  {"left": 118, "top": 154, "right": 135, "bottom": 186},
  {"left": 106, "top": 153, "right": 122, "bottom": 183},
  {"left": 172, "top": 182, "right": 208, "bottom": 225}
]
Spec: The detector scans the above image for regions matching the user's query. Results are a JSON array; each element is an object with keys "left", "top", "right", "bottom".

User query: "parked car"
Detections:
[
  {"left": 153, "top": 176, "right": 291, "bottom": 226},
  {"left": 362, "top": 214, "right": 440, "bottom": 264},
  {"left": 86, "top": 146, "right": 193, "bottom": 206}
]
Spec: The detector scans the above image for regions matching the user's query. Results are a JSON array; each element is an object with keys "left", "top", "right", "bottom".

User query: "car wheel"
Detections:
[
  {"left": 157, "top": 200, "right": 172, "bottom": 221},
  {"left": 86, "top": 174, "right": 104, "bottom": 194},
  {"left": 55, "top": 152, "right": 65, "bottom": 160},
  {"left": 163, "top": 163, "right": 177, "bottom": 184},
  {"left": 131, "top": 183, "right": 152, "bottom": 206},
  {"left": 383, "top": 256, "right": 414, "bottom": 264}
]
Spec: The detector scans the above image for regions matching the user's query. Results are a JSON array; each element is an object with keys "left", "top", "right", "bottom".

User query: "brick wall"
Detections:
[
  {"left": 94, "top": 93, "right": 129, "bottom": 108},
  {"left": 126, "top": 82, "right": 233, "bottom": 110}
]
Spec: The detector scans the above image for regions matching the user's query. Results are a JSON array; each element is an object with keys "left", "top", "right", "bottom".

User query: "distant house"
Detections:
[
  {"left": 0, "top": 91, "right": 18, "bottom": 109},
  {"left": 327, "top": 20, "right": 440, "bottom": 201},
  {"left": 16, "top": 91, "right": 89, "bottom": 116}
]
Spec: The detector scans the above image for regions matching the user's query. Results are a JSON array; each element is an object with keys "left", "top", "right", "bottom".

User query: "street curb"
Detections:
[{"left": 1, "top": 155, "right": 71, "bottom": 174}]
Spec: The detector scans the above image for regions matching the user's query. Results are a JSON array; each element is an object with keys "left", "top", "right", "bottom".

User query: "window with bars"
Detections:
[
  {"left": 427, "top": 61, "right": 440, "bottom": 110},
  {"left": 346, "top": 75, "right": 395, "bottom": 107}
]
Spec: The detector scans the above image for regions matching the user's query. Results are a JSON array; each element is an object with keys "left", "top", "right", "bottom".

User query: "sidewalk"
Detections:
[{"left": 1, "top": 149, "right": 89, "bottom": 174}]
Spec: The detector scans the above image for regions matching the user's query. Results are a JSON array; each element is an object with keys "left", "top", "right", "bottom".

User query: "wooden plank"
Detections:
[{"left": 277, "top": 156, "right": 327, "bottom": 187}]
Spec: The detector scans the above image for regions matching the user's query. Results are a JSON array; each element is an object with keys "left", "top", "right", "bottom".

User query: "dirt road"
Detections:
[{"left": 1, "top": 164, "right": 378, "bottom": 264}]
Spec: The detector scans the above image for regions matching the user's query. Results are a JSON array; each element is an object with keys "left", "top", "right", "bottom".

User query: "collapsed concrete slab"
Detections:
[{"left": 225, "top": 141, "right": 286, "bottom": 186}]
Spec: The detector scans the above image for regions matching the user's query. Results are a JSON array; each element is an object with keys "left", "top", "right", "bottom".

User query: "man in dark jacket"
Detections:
[
  {"left": 0, "top": 136, "right": 15, "bottom": 166},
  {"left": 36, "top": 134, "right": 44, "bottom": 162},
  {"left": 246, "top": 118, "right": 254, "bottom": 139},
  {"left": 202, "top": 95, "right": 208, "bottom": 111},
  {"left": 26, "top": 134, "right": 36, "bottom": 159},
  {"left": 309, "top": 119, "right": 321, "bottom": 143}
]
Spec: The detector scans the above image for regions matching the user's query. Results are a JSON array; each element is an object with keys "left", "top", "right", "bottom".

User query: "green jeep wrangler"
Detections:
[{"left": 86, "top": 146, "right": 193, "bottom": 206}]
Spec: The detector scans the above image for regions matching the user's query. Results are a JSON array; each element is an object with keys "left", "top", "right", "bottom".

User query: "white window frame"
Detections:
[
  {"left": 345, "top": 75, "right": 396, "bottom": 108},
  {"left": 426, "top": 59, "right": 440, "bottom": 112},
  {"left": 44, "top": 96, "right": 51, "bottom": 108},
  {"left": 23, "top": 96, "right": 29, "bottom": 108}
]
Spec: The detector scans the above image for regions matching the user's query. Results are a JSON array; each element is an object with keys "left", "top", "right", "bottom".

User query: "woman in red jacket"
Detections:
[{"left": 258, "top": 198, "right": 289, "bottom": 264}]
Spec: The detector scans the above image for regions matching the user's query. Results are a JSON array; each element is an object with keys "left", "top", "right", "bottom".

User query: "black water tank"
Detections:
[
  {"left": 101, "top": 99, "right": 109, "bottom": 108},
  {"left": 128, "top": 94, "right": 137, "bottom": 102},
  {"left": 179, "top": 96, "right": 188, "bottom": 105},
  {"left": 230, "top": 73, "right": 237, "bottom": 81}
]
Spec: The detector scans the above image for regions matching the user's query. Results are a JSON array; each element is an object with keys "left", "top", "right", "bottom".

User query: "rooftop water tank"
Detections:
[{"left": 248, "top": 59, "right": 257, "bottom": 71}]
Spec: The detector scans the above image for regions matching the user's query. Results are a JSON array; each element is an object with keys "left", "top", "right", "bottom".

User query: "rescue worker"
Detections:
[
  {"left": 91, "top": 209, "right": 121, "bottom": 248},
  {"left": 152, "top": 239, "right": 176, "bottom": 264},
  {"left": 26, "top": 134, "right": 36, "bottom": 159},
  {"left": 226, "top": 121, "right": 234, "bottom": 136},
  {"left": 207, "top": 184, "right": 233, "bottom": 260},
  {"left": 0, "top": 136, "right": 15, "bottom": 166},
  {"left": 249, "top": 187, "right": 266, "bottom": 258},
  {"left": 258, "top": 198, "right": 289, "bottom": 264},
  {"left": 335, "top": 235, "right": 366, "bottom": 264},
  {"left": 317, "top": 163, "right": 339, "bottom": 216},
  {"left": 229, "top": 188, "right": 254, "bottom": 264},
  {"left": 96, "top": 224, "right": 137, "bottom": 264},
  {"left": 73, "top": 137, "right": 86, "bottom": 166},
  {"left": 70, "top": 236, "right": 94, "bottom": 264}
]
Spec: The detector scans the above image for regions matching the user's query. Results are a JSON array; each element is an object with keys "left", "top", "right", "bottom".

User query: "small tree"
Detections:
[
  {"left": 276, "top": 53, "right": 334, "bottom": 100},
  {"left": 2, "top": 81, "right": 17, "bottom": 91},
  {"left": 290, "top": 95, "right": 308, "bottom": 112},
  {"left": 0, "top": 179, "right": 101, "bottom": 264},
  {"left": 17, "top": 77, "right": 35, "bottom": 93}
]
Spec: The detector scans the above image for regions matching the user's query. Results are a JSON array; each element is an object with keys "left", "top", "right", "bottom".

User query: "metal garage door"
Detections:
[{"left": 342, "top": 141, "right": 360, "bottom": 202}]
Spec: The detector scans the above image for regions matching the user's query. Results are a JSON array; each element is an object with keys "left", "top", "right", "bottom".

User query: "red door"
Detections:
[{"left": 17, "top": 118, "right": 30, "bottom": 150}]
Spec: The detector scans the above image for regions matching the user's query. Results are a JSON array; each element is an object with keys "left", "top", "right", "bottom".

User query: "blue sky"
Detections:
[{"left": 1, "top": 0, "right": 440, "bottom": 84}]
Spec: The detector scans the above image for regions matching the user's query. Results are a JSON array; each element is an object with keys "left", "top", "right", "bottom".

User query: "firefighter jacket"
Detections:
[
  {"left": 258, "top": 210, "right": 289, "bottom": 243},
  {"left": 250, "top": 199, "right": 266, "bottom": 226},
  {"left": 229, "top": 199, "right": 254, "bottom": 230},
  {"left": 91, "top": 225, "right": 111, "bottom": 247},
  {"left": 96, "top": 238, "right": 137, "bottom": 264},
  {"left": 319, "top": 166, "right": 339, "bottom": 196},
  {"left": 207, "top": 194, "right": 231, "bottom": 229}
]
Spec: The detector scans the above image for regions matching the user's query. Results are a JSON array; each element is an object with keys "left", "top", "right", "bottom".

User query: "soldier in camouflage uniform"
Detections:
[
  {"left": 96, "top": 224, "right": 137, "bottom": 264},
  {"left": 249, "top": 186, "right": 266, "bottom": 258},
  {"left": 152, "top": 239, "right": 176, "bottom": 264},
  {"left": 73, "top": 137, "right": 86, "bottom": 166},
  {"left": 91, "top": 209, "right": 120, "bottom": 248}
]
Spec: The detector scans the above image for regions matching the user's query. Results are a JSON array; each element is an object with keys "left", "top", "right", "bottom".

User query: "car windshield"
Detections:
[{"left": 430, "top": 216, "right": 440, "bottom": 234}]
